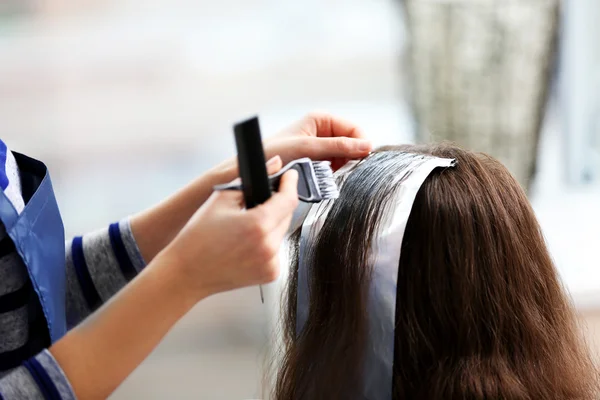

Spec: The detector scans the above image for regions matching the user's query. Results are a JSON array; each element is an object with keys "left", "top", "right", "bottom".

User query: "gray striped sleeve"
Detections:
[
  {"left": 65, "top": 217, "right": 147, "bottom": 328},
  {"left": 82, "top": 227, "right": 129, "bottom": 302},
  {"left": 0, "top": 365, "right": 44, "bottom": 399},
  {"left": 119, "top": 218, "right": 146, "bottom": 273},
  {"left": 64, "top": 247, "right": 89, "bottom": 329},
  {"left": 0, "top": 350, "right": 76, "bottom": 400},
  {"left": 36, "top": 350, "right": 77, "bottom": 400}
]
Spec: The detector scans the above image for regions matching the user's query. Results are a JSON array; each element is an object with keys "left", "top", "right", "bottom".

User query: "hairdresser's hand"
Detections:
[
  {"left": 264, "top": 112, "right": 372, "bottom": 171},
  {"left": 130, "top": 113, "right": 369, "bottom": 264},
  {"left": 160, "top": 167, "right": 299, "bottom": 301}
]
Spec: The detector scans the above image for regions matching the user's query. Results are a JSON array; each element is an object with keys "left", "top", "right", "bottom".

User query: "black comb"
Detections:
[{"left": 234, "top": 116, "right": 270, "bottom": 303}]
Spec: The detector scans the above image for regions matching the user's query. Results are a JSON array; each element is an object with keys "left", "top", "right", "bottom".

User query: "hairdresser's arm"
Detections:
[
  {"left": 48, "top": 170, "right": 299, "bottom": 400},
  {"left": 131, "top": 113, "right": 371, "bottom": 262}
]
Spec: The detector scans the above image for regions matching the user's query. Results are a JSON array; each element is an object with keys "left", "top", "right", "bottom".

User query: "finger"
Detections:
[
  {"left": 217, "top": 155, "right": 282, "bottom": 188},
  {"left": 275, "top": 168, "right": 299, "bottom": 201},
  {"left": 266, "top": 155, "right": 283, "bottom": 175},
  {"left": 225, "top": 155, "right": 282, "bottom": 182},
  {"left": 299, "top": 137, "right": 372, "bottom": 161},
  {"left": 305, "top": 112, "right": 366, "bottom": 139},
  {"left": 249, "top": 170, "right": 299, "bottom": 231}
]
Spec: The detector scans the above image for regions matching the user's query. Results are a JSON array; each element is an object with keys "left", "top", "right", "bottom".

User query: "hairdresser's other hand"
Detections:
[
  {"left": 264, "top": 113, "right": 372, "bottom": 171},
  {"left": 49, "top": 161, "right": 295, "bottom": 400},
  {"left": 130, "top": 114, "right": 369, "bottom": 265},
  {"left": 160, "top": 168, "right": 299, "bottom": 301}
]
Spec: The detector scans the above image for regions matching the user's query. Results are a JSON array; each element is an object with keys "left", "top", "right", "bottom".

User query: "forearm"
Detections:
[
  {"left": 51, "top": 253, "right": 197, "bottom": 400},
  {"left": 130, "top": 161, "right": 237, "bottom": 263}
]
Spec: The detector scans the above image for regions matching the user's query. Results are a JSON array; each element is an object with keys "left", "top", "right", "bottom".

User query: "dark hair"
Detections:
[{"left": 274, "top": 143, "right": 598, "bottom": 399}]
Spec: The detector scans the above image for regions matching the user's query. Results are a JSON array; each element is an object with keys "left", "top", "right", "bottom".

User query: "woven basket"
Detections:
[{"left": 404, "top": 0, "right": 559, "bottom": 190}]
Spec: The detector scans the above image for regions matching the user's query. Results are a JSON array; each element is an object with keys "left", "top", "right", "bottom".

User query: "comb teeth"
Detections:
[{"left": 312, "top": 161, "right": 340, "bottom": 200}]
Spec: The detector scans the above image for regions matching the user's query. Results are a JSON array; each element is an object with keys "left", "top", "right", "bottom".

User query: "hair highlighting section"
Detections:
[
  {"left": 297, "top": 153, "right": 455, "bottom": 399},
  {"left": 275, "top": 144, "right": 599, "bottom": 400}
]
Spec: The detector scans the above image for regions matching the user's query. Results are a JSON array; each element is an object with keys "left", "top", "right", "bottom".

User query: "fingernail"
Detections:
[
  {"left": 357, "top": 140, "right": 372, "bottom": 152},
  {"left": 267, "top": 155, "right": 281, "bottom": 166}
]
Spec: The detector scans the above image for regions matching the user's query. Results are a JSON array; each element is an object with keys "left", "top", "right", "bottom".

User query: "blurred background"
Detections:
[{"left": 1, "top": 0, "right": 599, "bottom": 398}]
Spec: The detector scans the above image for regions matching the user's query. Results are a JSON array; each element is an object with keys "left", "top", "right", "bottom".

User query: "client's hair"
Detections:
[{"left": 274, "top": 144, "right": 598, "bottom": 399}]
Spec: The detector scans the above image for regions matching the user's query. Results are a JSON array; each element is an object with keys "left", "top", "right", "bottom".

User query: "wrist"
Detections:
[{"left": 152, "top": 247, "right": 210, "bottom": 306}]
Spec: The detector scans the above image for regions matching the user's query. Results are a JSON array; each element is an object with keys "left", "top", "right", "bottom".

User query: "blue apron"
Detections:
[{"left": 0, "top": 152, "right": 67, "bottom": 343}]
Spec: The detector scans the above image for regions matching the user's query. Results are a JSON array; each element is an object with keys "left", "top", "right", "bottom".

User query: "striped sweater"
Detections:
[{"left": 0, "top": 141, "right": 146, "bottom": 399}]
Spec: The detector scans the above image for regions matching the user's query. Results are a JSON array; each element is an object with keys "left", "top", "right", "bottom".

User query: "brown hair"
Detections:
[{"left": 274, "top": 143, "right": 598, "bottom": 399}]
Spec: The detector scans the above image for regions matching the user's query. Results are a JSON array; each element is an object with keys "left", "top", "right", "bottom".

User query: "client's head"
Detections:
[{"left": 274, "top": 143, "right": 598, "bottom": 399}]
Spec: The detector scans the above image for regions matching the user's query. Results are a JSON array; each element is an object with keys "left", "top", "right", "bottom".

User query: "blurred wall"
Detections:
[
  {"left": 0, "top": 1, "right": 410, "bottom": 398},
  {"left": 0, "top": 0, "right": 411, "bottom": 236},
  {"left": 561, "top": 1, "right": 600, "bottom": 183}
]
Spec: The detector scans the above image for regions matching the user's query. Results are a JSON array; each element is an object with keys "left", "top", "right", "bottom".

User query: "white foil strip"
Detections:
[
  {"left": 296, "top": 155, "right": 456, "bottom": 399},
  {"left": 296, "top": 160, "right": 359, "bottom": 332}
]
